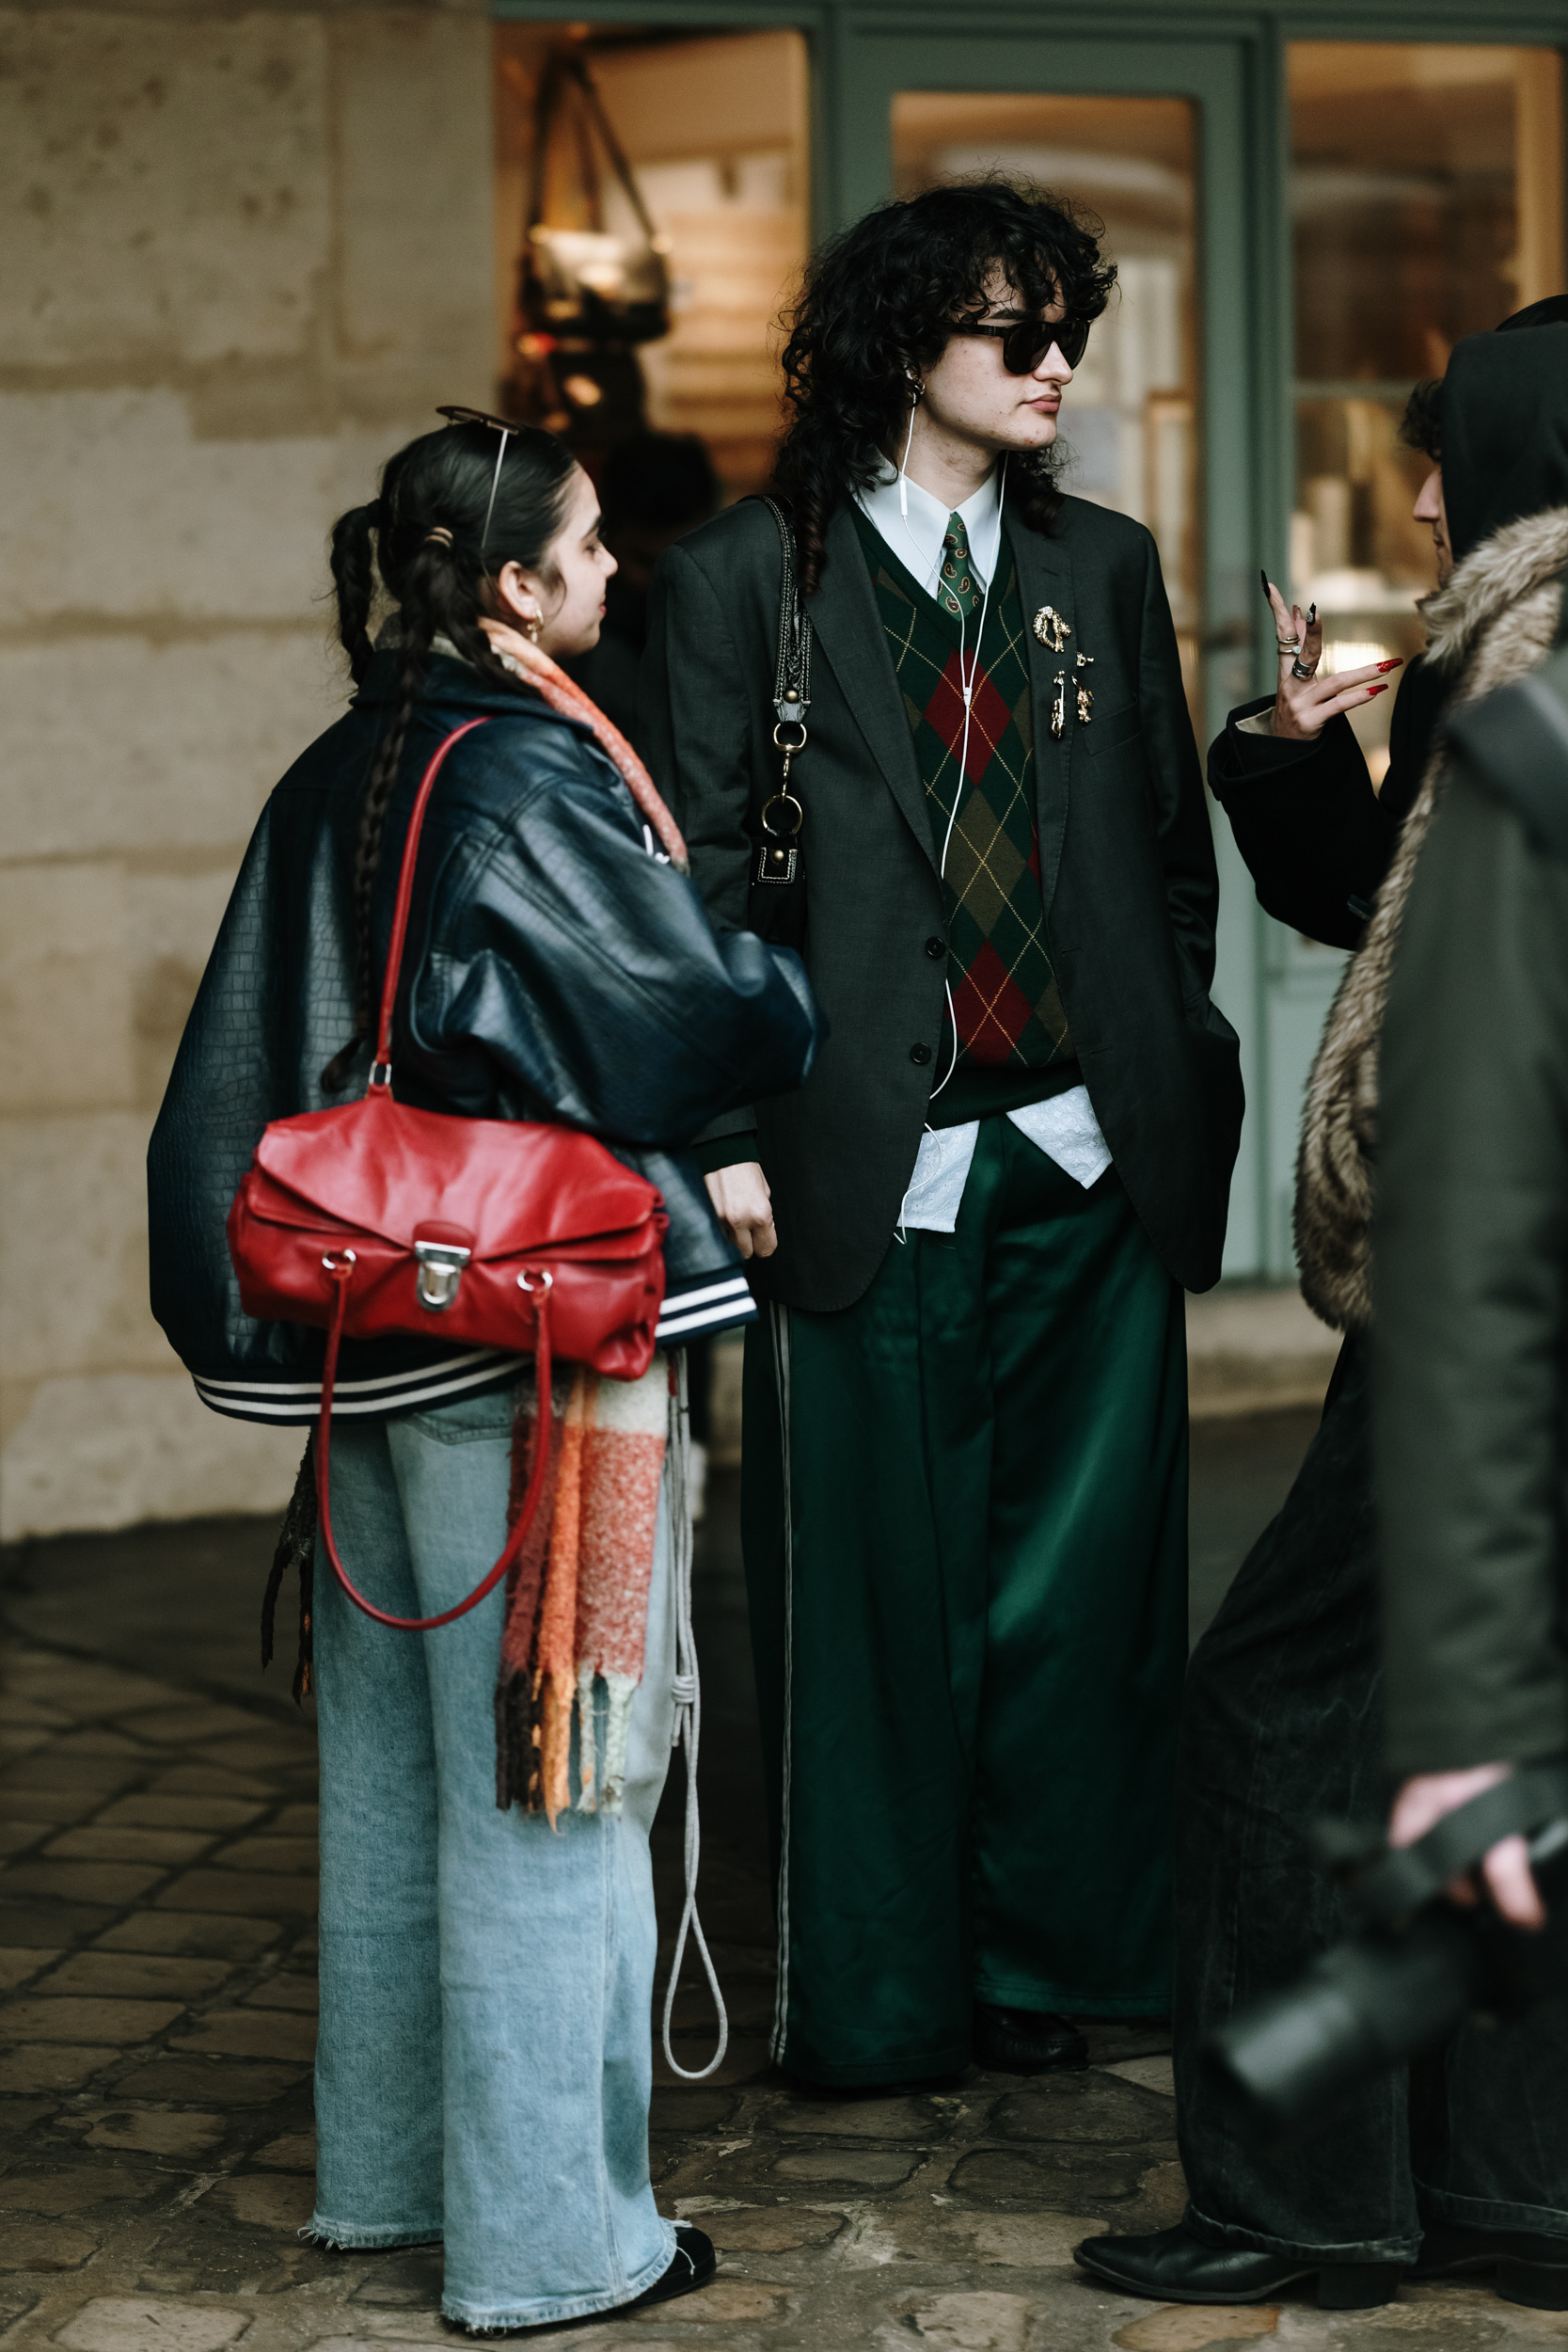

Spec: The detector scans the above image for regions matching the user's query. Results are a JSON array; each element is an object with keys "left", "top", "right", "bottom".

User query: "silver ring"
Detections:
[
  {"left": 1276, "top": 639, "right": 1301, "bottom": 656},
  {"left": 1291, "top": 658, "right": 1318, "bottom": 681}
]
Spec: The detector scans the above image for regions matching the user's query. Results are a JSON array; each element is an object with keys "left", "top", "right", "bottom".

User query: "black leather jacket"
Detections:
[{"left": 149, "top": 650, "right": 822, "bottom": 1425}]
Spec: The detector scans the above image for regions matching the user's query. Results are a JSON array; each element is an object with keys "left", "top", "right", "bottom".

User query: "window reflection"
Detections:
[{"left": 1289, "top": 42, "right": 1564, "bottom": 783}]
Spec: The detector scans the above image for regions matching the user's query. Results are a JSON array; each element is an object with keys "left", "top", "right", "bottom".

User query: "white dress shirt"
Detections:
[{"left": 854, "top": 459, "right": 1005, "bottom": 601}]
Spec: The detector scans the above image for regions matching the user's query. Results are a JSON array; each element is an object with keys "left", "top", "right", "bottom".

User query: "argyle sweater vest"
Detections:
[{"left": 851, "top": 507, "right": 1073, "bottom": 1070}]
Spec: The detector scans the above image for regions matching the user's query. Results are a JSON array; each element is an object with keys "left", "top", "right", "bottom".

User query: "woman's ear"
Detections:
[{"left": 495, "top": 560, "right": 543, "bottom": 633}]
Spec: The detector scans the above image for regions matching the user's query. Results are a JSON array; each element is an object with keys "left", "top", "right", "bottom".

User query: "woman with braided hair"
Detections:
[{"left": 149, "top": 416, "right": 821, "bottom": 2332}]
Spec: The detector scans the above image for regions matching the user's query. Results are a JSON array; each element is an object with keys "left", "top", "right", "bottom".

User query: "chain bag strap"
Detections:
[{"left": 746, "top": 497, "right": 813, "bottom": 946}]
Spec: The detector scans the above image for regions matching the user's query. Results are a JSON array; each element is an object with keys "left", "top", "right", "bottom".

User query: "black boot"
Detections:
[
  {"left": 1413, "top": 2222, "right": 1568, "bottom": 2310},
  {"left": 974, "top": 2001, "right": 1087, "bottom": 2074},
  {"left": 1074, "top": 2224, "right": 1403, "bottom": 2310}
]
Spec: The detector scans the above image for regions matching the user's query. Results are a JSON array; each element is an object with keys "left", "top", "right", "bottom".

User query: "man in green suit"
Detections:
[{"left": 641, "top": 181, "right": 1244, "bottom": 2089}]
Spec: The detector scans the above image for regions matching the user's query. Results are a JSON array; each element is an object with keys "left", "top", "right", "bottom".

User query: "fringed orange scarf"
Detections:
[{"left": 494, "top": 1355, "right": 670, "bottom": 1825}]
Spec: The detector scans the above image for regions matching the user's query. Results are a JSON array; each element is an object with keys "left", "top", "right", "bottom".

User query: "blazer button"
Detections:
[
  {"left": 925, "top": 935, "right": 946, "bottom": 959},
  {"left": 910, "top": 1042, "right": 933, "bottom": 1066}
]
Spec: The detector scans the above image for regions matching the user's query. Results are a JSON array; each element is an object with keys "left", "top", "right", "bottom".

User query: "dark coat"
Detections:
[
  {"left": 1375, "top": 719, "right": 1568, "bottom": 1772},
  {"left": 1208, "top": 658, "right": 1446, "bottom": 949},
  {"left": 148, "top": 651, "right": 822, "bottom": 1425},
  {"left": 640, "top": 494, "right": 1244, "bottom": 1310}
]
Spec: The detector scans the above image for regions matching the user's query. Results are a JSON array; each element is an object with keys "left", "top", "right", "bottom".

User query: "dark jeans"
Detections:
[{"left": 1174, "top": 1332, "right": 1568, "bottom": 2262}]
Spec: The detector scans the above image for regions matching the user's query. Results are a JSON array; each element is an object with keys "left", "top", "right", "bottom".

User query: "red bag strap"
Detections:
[
  {"left": 313, "top": 1253, "right": 555, "bottom": 1631},
  {"left": 369, "top": 717, "right": 491, "bottom": 1089}
]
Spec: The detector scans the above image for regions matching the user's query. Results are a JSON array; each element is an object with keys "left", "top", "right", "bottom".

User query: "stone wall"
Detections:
[{"left": 0, "top": 0, "right": 497, "bottom": 1537}]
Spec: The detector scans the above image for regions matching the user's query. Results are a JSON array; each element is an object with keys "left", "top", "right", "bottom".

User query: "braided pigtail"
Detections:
[
  {"left": 320, "top": 539, "right": 444, "bottom": 1091},
  {"left": 318, "top": 418, "right": 577, "bottom": 1090},
  {"left": 329, "top": 501, "right": 380, "bottom": 685}
]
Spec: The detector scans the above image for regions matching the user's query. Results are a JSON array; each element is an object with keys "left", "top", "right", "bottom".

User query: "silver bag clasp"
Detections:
[{"left": 414, "top": 1239, "right": 471, "bottom": 1311}]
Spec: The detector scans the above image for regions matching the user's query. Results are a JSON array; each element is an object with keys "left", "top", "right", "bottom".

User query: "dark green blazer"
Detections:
[{"left": 640, "top": 493, "right": 1243, "bottom": 1311}]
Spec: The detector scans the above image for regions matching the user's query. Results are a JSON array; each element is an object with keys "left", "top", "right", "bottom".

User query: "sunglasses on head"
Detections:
[{"left": 951, "top": 313, "right": 1092, "bottom": 373}]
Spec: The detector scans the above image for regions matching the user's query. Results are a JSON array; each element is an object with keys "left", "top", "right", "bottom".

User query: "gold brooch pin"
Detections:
[
  {"left": 1076, "top": 650, "right": 1094, "bottom": 724},
  {"left": 1033, "top": 605, "right": 1071, "bottom": 656},
  {"left": 1051, "top": 672, "right": 1068, "bottom": 739}
]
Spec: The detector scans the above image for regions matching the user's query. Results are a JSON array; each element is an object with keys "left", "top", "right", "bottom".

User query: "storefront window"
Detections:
[
  {"left": 891, "top": 93, "right": 1200, "bottom": 723},
  {"left": 495, "top": 28, "right": 809, "bottom": 499},
  {"left": 1289, "top": 42, "right": 1564, "bottom": 782}
]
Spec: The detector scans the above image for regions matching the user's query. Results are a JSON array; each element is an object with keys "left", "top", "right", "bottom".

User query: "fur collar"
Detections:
[{"left": 1293, "top": 505, "right": 1568, "bottom": 1332}]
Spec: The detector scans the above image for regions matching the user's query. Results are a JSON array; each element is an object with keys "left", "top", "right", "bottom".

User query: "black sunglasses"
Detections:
[{"left": 952, "top": 314, "right": 1092, "bottom": 373}]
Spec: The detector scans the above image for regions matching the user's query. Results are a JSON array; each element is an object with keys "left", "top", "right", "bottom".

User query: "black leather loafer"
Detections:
[
  {"left": 1073, "top": 2224, "right": 1402, "bottom": 2309},
  {"left": 628, "top": 2223, "right": 717, "bottom": 2310},
  {"left": 974, "top": 2001, "right": 1088, "bottom": 2074},
  {"left": 1413, "top": 2222, "right": 1568, "bottom": 2310}
]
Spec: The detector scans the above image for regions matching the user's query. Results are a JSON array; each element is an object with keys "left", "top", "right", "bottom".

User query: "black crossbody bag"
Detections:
[{"left": 745, "top": 498, "right": 813, "bottom": 949}]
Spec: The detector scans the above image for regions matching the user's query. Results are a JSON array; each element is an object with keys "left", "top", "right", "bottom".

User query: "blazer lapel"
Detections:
[
  {"left": 806, "top": 504, "right": 936, "bottom": 871},
  {"left": 1011, "top": 520, "right": 1075, "bottom": 918}
]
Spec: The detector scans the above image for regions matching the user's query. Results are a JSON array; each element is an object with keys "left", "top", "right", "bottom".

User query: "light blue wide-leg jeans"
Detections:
[{"left": 308, "top": 1380, "right": 677, "bottom": 2331}]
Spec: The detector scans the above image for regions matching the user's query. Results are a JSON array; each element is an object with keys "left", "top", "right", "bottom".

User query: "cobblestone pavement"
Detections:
[{"left": 1, "top": 1438, "right": 1549, "bottom": 2350}]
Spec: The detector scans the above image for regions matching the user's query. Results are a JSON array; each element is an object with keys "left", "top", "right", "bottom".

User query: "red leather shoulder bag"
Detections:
[{"left": 228, "top": 717, "right": 668, "bottom": 1631}]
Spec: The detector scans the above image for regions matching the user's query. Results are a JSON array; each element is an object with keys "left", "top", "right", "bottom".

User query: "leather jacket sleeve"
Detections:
[{"left": 397, "top": 718, "right": 823, "bottom": 1150}]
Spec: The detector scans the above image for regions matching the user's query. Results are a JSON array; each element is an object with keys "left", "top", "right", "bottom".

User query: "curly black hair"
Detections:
[
  {"left": 1400, "top": 377, "right": 1443, "bottom": 464},
  {"left": 772, "top": 179, "right": 1117, "bottom": 594}
]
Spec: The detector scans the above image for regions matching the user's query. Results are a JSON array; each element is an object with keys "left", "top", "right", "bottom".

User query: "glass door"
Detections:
[
  {"left": 835, "top": 27, "right": 1269, "bottom": 1264},
  {"left": 1252, "top": 39, "right": 1568, "bottom": 1279}
]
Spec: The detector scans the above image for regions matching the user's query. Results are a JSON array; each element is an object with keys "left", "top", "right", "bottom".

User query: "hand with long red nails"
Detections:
[{"left": 1259, "top": 573, "right": 1402, "bottom": 744}]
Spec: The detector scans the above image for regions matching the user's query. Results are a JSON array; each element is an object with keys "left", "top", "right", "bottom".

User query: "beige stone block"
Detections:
[
  {"left": 1186, "top": 1284, "right": 1339, "bottom": 1419},
  {"left": 84, "top": 2106, "right": 226, "bottom": 2159},
  {"left": 0, "top": 2162, "right": 152, "bottom": 2213},
  {"left": 0, "top": 1371, "right": 303, "bottom": 1539},
  {"left": 0, "top": 12, "right": 329, "bottom": 371},
  {"left": 206, "top": 2170, "right": 315, "bottom": 2231},
  {"left": 0, "top": 629, "right": 339, "bottom": 863},
  {"left": 243, "top": 1975, "right": 316, "bottom": 2013},
  {"left": 40, "top": 1951, "right": 231, "bottom": 2002},
  {"left": 333, "top": 12, "right": 495, "bottom": 390},
  {"left": 895, "top": 2294, "right": 1031, "bottom": 2352},
  {"left": 0, "top": 1112, "right": 166, "bottom": 1383},
  {"left": 0, "top": 2044, "right": 118, "bottom": 2092},
  {"left": 1113, "top": 2312, "right": 1278, "bottom": 2350},
  {"left": 96, "top": 1794, "right": 265, "bottom": 1833},
  {"left": 171, "top": 2007, "right": 315, "bottom": 2063},
  {"left": 2, "top": 1862, "right": 166, "bottom": 1907},
  {"left": 0, "top": 2218, "right": 97, "bottom": 2270},
  {"left": 214, "top": 1836, "right": 315, "bottom": 1875},
  {"left": 1, "top": 1994, "right": 182, "bottom": 2042},
  {"left": 1, "top": 392, "right": 353, "bottom": 628},
  {"left": 155, "top": 1867, "right": 316, "bottom": 1919},
  {"left": 0, "top": 864, "right": 134, "bottom": 1114},
  {"left": 55, "top": 2298, "right": 250, "bottom": 2352},
  {"left": 0, "top": 1946, "right": 57, "bottom": 1990},
  {"left": 114, "top": 2055, "right": 304, "bottom": 2104},
  {"left": 43, "top": 1826, "right": 214, "bottom": 1866}
]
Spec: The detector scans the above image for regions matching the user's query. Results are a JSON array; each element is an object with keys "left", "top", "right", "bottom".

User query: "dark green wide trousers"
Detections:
[{"left": 741, "top": 1115, "right": 1189, "bottom": 2086}]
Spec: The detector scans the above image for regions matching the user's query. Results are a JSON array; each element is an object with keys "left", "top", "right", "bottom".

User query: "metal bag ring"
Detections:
[
  {"left": 760, "top": 791, "right": 804, "bottom": 839},
  {"left": 772, "top": 720, "right": 808, "bottom": 754},
  {"left": 515, "top": 1267, "right": 554, "bottom": 1293}
]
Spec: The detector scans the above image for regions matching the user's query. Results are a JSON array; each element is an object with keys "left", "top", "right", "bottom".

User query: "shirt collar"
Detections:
[{"left": 853, "top": 459, "right": 1004, "bottom": 600}]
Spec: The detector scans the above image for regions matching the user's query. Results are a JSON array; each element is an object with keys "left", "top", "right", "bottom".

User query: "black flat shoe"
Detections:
[
  {"left": 1073, "top": 2224, "right": 1403, "bottom": 2310},
  {"left": 626, "top": 2223, "right": 717, "bottom": 2311},
  {"left": 1413, "top": 2222, "right": 1568, "bottom": 2310},
  {"left": 974, "top": 2001, "right": 1087, "bottom": 2074}
]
